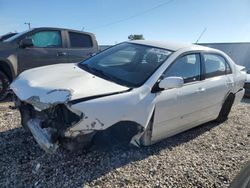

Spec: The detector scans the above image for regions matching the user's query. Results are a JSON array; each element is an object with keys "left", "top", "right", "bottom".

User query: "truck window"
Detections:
[
  {"left": 30, "top": 31, "right": 62, "bottom": 48},
  {"left": 69, "top": 32, "right": 93, "bottom": 48}
]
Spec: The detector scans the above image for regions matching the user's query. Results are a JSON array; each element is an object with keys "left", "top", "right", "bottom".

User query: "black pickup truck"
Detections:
[{"left": 0, "top": 27, "right": 98, "bottom": 100}]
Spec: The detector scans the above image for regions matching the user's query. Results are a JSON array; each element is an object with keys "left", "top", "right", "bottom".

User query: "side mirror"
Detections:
[
  {"left": 159, "top": 76, "right": 184, "bottom": 90},
  {"left": 20, "top": 38, "right": 33, "bottom": 48}
]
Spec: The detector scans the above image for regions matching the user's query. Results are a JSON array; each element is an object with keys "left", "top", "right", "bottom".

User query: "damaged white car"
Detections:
[{"left": 11, "top": 41, "right": 246, "bottom": 153}]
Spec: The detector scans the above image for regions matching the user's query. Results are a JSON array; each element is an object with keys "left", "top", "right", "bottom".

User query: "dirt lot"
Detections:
[{"left": 0, "top": 98, "right": 249, "bottom": 188}]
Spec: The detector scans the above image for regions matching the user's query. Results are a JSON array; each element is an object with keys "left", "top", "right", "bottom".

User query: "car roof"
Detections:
[{"left": 128, "top": 40, "right": 211, "bottom": 52}]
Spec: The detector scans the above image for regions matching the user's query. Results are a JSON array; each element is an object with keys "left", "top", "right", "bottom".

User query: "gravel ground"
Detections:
[{"left": 0, "top": 97, "right": 249, "bottom": 188}]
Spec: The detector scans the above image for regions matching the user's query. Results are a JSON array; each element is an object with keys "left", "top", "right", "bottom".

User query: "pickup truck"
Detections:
[
  {"left": 0, "top": 27, "right": 98, "bottom": 100},
  {"left": 0, "top": 32, "right": 18, "bottom": 41}
]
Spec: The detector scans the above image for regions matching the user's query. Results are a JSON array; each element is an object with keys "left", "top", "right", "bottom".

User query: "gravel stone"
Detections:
[{"left": 0, "top": 97, "right": 249, "bottom": 188}]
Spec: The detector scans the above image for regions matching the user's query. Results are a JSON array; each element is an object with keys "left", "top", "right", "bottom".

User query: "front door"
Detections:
[
  {"left": 17, "top": 30, "right": 68, "bottom": 73},
  {"left": 152, "top": 53, "right": 208, "bottom": 142}
]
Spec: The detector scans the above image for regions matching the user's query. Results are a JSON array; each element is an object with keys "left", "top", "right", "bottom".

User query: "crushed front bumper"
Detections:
[
  {"left": 16, "top": 99, "right": 95, "bottom": 153},
  {"left": 27, "top": 118, "right": 58, "bottom": 153}
]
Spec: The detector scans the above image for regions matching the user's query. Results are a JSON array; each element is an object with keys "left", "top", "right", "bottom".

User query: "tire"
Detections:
[
  {"left": 60, "top": 133, "right": 95, "bottom": 152},
  {"left": 93, "top": 123, "right": 139, "bottom": 148},
  {"left": 216, "top": 93, "right": 235, "bottom": 123},
  {"left": 0, "top": 71, "right": 10, "bottom": 101}
]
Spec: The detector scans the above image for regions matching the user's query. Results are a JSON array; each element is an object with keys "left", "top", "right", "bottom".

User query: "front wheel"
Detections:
[
  {"left": 216, "top": 93, "right": 235, "bottom": 123},
  {"left": 0, "top": 71, "right": 10, "bottom": 101}
]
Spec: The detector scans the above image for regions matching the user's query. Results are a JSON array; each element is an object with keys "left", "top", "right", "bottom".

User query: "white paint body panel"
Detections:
[
  {"left": 70, "top": 86, "right": 156, "bottom": 131},
  {"left": 246, "top": 74, "right": 250, "bottom": 83},
  {"left": 11, "top": 41, "right": 246, "bottom": 145},
  {"left": 11, "top": 63, "right": 129, "bottom": 102}
]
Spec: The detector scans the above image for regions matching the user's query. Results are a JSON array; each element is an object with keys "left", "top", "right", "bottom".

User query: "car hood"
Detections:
[
  {"left": 0, "top": 41, "right": 16, "bottom": 50},
  {"left": 11, "top": 63, "right": 129, "bottom": 110}
]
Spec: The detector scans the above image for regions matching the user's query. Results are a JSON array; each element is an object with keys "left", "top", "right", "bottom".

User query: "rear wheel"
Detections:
[
  {"left": 0, "top": 71, "right": 10, "bottom": 101},
  {"left": 216, "top": 93, "right": 235, "bottom": 123}
]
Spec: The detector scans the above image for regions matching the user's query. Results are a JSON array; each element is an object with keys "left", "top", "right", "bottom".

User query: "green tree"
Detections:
[{"left": 128, "top": 34, "right": 145, "bottom": 40}]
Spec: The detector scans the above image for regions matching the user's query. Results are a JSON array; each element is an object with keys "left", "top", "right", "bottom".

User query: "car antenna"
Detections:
[{"left": 195, "top": 27, "right": 207, "bottom": 44}]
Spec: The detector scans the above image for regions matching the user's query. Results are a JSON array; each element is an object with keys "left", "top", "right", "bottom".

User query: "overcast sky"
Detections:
[{"left": 0, "top": 0, "right": 250, "bottom": 44}]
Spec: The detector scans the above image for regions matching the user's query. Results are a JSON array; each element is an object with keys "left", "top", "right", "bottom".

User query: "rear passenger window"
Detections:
[
  {"left": 226, "top": 62, "right": 232, "bottom": 74},
  {"left": 69, "top": 32, "right": 93, "bottom": 48},
  {"left": 204, "top": 54, "right": 231, "bottom": 78}
]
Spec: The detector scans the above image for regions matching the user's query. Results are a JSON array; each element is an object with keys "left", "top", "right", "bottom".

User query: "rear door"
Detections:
[
  {"left": 200, "top": 53, "right": 234, "bottom": 116},
  {"left": 64, "top": 31, "right": 98, "bottom": 63},
  {"left": 17, "top": 29, "right": 68, "bottom": 73}
]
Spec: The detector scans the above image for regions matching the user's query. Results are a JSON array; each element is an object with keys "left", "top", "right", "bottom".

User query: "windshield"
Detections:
[
  {"left": 79, "top": 43, "right": 172, "bottom": 87},
  {"left": 4, "top": 29, "right": 32, "bottom": 42}
]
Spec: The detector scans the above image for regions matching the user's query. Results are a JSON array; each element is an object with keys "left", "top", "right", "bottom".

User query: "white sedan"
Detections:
[{"left": 11, "top": 40, "right": 246, "bottom": 153}]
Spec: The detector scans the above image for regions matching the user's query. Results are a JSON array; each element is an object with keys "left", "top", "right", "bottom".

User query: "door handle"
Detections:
[
  {"left": 57, "top": 52, "right": 67, "bottom": 56},
  {"left": 196, "top": 87, "right": 206, "bottom": 93}
]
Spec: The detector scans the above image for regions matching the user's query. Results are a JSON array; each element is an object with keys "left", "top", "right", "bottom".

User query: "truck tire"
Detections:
[
  {"left": 216, "top": 93, "right": 235, "bottom": 123},
  {"left": 0, "top": 71, "right": 10, "bottom": 101}
]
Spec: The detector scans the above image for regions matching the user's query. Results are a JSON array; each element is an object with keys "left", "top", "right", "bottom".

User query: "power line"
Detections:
[{"left": 88, "top": 0, "right": 175, "bottom": 30}]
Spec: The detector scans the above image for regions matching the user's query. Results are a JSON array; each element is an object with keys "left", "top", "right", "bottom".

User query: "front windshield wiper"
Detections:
[
  {"left": 91, "top": 67, "right": 119, "bottom": 84},
  {"left": 78, "top": 63, "right": 89, "bottom": 73},
  {"left": 79, "top": 64, "right": 118, "bottom": 84}
]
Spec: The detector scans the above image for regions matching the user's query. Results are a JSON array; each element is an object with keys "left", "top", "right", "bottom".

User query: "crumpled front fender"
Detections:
[{"left": 65, "top": 86, "right": 156, "bottom": 143}]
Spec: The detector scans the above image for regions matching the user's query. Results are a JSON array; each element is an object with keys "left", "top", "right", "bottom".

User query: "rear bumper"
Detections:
[
  {"left": 234, "top": 88, "right": 245, "bottom": 105},
  {"left": 244, "top": 83, "right": 250, "bottom": 97}
]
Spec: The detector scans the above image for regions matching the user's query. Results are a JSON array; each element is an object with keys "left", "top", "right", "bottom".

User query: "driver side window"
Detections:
[
  {"left": 29, "top": 31, "right": 62, "bottom": 48},
  {"left": 164, "top": 54, "right": 201, "bottom": 83}
]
